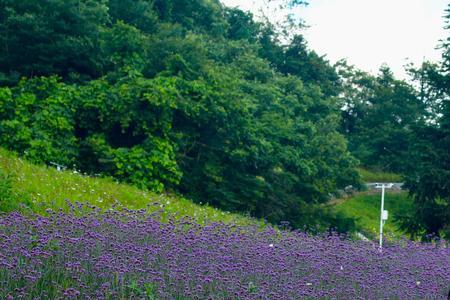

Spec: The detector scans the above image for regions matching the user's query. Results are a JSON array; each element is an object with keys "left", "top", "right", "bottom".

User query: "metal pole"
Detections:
[{"left": 379, "top": 184, "right": 385, "bottom": 249}]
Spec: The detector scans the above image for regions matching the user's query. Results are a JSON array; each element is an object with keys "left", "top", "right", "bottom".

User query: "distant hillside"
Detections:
[
  {"left": 331, "top": 191, "right": 413, "bottom": 239},
  {"left": 357, "top": 168, "right": 402, "bottom": 183}
]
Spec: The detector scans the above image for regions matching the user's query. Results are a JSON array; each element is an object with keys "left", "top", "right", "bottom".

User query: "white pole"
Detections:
[{"left": 379, "top": 184, "right": 385, "bottom": 249}]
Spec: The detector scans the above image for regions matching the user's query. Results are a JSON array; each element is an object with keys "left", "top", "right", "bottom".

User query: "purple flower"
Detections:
[{"left": 0, "top": 205, "right": 448, "bottom": 299}]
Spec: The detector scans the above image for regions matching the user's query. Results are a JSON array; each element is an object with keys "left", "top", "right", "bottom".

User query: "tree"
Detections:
[
  {"left": 108, "top": 0, "right": 158, "bottom": 34},
  {"left": 397, "top": 5, "right": 450, "bottom": 239},
  {"left": 0, "top": 0, "right": 110, "bottom": 83},
  {"left": 171, "top": 55, "right": 359, "bottom": 229},
  {"left": 280, "top": 35, "right": 340, "bottom": 97},
  {"left": 225, "top": 8, "right": 260, "bottom": 42},
  {"left": 338, "top": 63, "right": 426, "bottom": 173}
]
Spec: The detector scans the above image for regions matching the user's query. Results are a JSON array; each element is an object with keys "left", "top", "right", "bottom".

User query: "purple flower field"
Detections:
[{"left": 0, "top": 204, "right": 449, "bottom": 299}]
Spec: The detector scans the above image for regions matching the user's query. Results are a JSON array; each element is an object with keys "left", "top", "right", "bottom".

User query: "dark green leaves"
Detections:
[{"left": 0, "top": 0, "right": 359, "bottom": 232}]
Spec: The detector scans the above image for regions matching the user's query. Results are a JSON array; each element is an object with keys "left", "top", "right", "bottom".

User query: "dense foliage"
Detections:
[
  {"left": 338, "top": 64, "right": 426, "bottom": 173},
  {"left": 1, "top": 206, "right": 449, "bottom": 299},
  {"left": 0, "top": 0, "right": 359, "bottom": 229},
  {"left": 387, "top": 5, "right": 450, "bottom": 240}
]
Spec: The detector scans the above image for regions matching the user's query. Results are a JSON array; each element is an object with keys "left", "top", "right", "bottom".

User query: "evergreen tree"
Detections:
[{"left": 399, "top": 4, "right": 450, "bottom": 238}]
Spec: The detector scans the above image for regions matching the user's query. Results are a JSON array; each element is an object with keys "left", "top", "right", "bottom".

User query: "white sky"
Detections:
[{"left": 221, "top": 0, "right": 449, "bottom": 79}]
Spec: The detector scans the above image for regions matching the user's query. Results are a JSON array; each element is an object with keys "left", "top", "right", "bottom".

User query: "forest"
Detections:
[{"left": 0, "top": 0, "right": 449, "bottom": 239}]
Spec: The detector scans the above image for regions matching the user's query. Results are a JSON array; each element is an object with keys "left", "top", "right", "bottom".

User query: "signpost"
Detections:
[{"left": 375, "top": 183, "right": 393, "bottom": 250}]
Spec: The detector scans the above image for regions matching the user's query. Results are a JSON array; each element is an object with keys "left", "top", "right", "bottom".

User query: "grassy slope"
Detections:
[
  {"left": 332, "top": 192, "right": 413, "bottom": 239},
  {"left": 0, "top": 148, "right": 413, "bottom": 239},
  {"left": 357, "top": 168, "right": 403, "bottom": 182},
  {"left": 358, "top": 168, "right": 403, "bottom": 182},
  {"left": 0, "top": 148, "right": 257, "bottom": 226},
  {"left": 340, "top": 168, "right": 412, "bottom": 238},
  {"left": 332, "top": 168, "right": 409, "bottom": 239}
]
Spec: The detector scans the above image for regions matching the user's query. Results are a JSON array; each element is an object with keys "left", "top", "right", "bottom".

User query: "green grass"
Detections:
[
  {"left": 358, "top": 168, "right": 403, "bottom": 182},
  {"left": 0, "top": 148, "right": 257, "bottom": 226},
  {"left": 332, "top": 191, "right": 413, "bottom": 239},
  {"left": 0, "top": 147, "right": 414, "bottom": 238}
]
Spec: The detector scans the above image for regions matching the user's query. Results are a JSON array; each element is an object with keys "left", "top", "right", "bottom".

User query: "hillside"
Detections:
[
  {"left": 332, "top": 191, "right": 412, "bottom": 239},
  {"left": 357, "top": 168, "right": 403, "bottom": 183},
  {"left": 0, "top": 0, "right": 360, "bottom": 231},
  {"left": 0, "top": 154, "right": 449, "bottom": 298},
  {"left": 330, "top": 167, "right": 408, "bottom": 239},
  {"left": 0, "top": 146, "right": 412, "bottom": 240},
  {"left": 0, "top": 148, "right": 255, "bottom": 226},
  {"left": 1, "top": 0, "right": 450, "bottom": 298}
]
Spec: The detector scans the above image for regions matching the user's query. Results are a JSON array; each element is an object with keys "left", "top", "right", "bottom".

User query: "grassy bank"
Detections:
[
  {"left": 0, "top": 147, "right": 414, "bottom": 238},
  {"left": 332, "top": 191, "right": 412, "bottom": 239},
  {"left": 0, "top": 148, "right": 256, "bottom": 226},
  {"left": 358, "top": 168, "right": 403, "bottom": 182}
]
